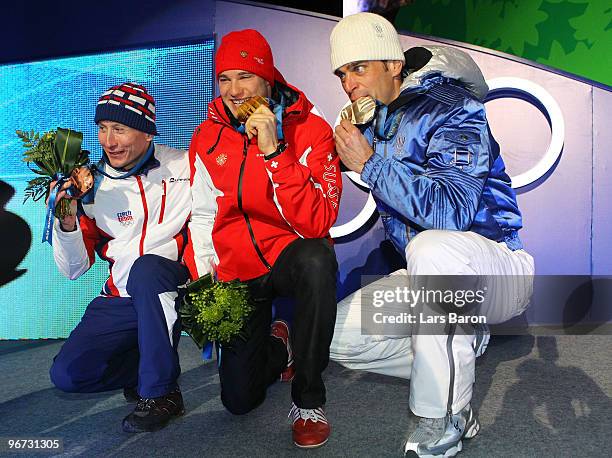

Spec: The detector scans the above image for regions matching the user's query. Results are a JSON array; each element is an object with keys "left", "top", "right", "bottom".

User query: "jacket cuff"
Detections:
[
  {"left": 264, "top": 144, "right": 295, "bottom": 173},
  {"left": 361, "top": 153, "right": 384, "bottom": 187},
  {"left": 53, "top": 217, "right": 82, "bottom": 240}
]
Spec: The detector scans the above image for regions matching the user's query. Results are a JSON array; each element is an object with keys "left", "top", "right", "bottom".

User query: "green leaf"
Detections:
[
  {"left": 54, "top": 127, "right": 84, "bottom": 175},
  {"left": 23, "top": 176, "right": 51, "bottom": 203}
]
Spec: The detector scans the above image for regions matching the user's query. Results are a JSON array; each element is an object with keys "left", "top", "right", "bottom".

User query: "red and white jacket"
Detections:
[
  {"left": 184, "top": 79, "right": 342, "bottom": 282},
  {"left": 52, "top": 145, "right": 191, "bottom": 297}
]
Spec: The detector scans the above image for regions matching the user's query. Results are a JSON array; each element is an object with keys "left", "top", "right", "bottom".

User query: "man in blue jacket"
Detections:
[{"left": 329, "top": 13, "right": 534, "bottom": 458}]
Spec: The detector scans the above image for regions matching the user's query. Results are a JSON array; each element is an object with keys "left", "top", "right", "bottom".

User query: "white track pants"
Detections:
[{"left": 330, "top": 230, "right": 534, "bottom": 418}]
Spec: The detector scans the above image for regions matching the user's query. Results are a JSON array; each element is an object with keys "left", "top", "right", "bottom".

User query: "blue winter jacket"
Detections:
[{"left": 360, "top": 47, "right": 524, "bottom": 255}]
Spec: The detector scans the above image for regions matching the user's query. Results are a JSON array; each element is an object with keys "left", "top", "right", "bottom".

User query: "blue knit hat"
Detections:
[{"left": 94, "top": 82, "right": 158, "bottom": 135}]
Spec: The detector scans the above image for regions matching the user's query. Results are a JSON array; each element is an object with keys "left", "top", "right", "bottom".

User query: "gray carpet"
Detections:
[{"left": 1, "top": 335, "right": 611, "bottom": 457}]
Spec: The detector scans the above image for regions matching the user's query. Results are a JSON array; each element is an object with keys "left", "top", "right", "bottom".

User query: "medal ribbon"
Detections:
[{"left": 42, "top": 173, "right": 68, "bottom": 245}]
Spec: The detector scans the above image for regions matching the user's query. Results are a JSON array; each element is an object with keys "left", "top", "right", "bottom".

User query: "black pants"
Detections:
[{"left": 218, "top": 238, "right": 338, "bottom": 414}]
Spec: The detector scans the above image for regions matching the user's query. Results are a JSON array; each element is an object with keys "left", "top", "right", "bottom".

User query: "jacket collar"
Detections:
[{"left": 100, "top": 142, "right": 160, "bottom": 178}]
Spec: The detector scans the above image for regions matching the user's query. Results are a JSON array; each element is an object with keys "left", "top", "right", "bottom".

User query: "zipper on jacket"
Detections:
[
  {"left": 158, "top": 179, "right": 167, "bottom": 224},
  {"left": 237, "top": 138, "right": 272, "bottom": 270},
  {"left": 207, "top": 126, "right": 226, "bottom": 154}
]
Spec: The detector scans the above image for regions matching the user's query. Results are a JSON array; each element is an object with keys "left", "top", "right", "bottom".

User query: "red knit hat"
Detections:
[{"left": 215, "top": 29, "right": 275, "bottom": 86}]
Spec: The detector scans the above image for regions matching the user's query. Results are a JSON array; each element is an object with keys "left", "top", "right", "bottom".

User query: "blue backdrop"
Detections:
[{"left": 0, "top": 40, "right": 215, "bottom": 339}]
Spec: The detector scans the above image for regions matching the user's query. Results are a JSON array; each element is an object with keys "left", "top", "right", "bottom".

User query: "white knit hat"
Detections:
[{"left": 330, "top": 12, "right": 405, "bottom": 72}]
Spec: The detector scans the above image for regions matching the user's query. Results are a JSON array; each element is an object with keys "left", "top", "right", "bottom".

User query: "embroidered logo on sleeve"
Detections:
[{"left": 323, "top": 161, "right": 339, "bottom": 209}]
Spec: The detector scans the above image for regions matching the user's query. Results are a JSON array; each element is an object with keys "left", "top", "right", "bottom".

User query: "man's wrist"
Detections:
[
  {"left": 358, "top": 148, "right": 376, "bottom": 174},
  {"left": 358, "top": 154, "right": 373, "bottom": 174},
  {"left": 264, "top": 141, "right": 288, "bottom": 160},
  {"left": 60, "top": 219, "right": 77, "bottom": 232}
]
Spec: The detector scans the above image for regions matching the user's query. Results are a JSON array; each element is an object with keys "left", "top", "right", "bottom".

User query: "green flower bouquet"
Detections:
[
  {"left": 18, "top": 128, "right": 93, "bottom": 244},
  {"left": 18, "top": 128, "right": 92, "bottom": 215},
  {"left": 180, "top": 273, "right": 253, "bottom": 349}
]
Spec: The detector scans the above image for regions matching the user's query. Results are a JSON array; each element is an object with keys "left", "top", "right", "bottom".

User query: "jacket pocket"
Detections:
[{"left": 439, "top": 129, "right": 481, "bottom": 172}]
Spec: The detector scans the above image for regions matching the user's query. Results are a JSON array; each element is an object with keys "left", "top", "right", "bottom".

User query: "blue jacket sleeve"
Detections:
[{"left": 361, "top": 98, "right": 492, "bottom": 231}]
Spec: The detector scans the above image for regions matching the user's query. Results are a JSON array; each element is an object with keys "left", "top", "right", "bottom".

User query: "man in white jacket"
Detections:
[{"left": 48, "top": 82, "right": 192, "bottom": 433}]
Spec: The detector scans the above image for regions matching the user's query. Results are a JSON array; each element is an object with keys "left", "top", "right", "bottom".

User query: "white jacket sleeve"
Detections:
[
  {"left": 184, "top": 154, "right": 220, "bottom": 279},
  {"left": 52, "top": 218, "right": 91, "bottom": 280}
]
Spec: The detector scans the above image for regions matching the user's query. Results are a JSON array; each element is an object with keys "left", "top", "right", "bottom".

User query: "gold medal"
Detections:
[
  {"left": 340, "top": 96, "right": 377, "bottom": 125},
  {"left": 236, "top": 95, "right": 270, "bottom": 123}
]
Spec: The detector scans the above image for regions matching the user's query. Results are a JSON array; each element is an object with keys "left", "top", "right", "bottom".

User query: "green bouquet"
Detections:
[
  {"left": 180, "top": 273, "right": 253, "bottom": 348},
  {"left": 18, "top": 128, "right": 92, "bottom": 219}
]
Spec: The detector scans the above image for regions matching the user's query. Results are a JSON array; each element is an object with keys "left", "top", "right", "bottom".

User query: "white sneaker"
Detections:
[{"left": 403, "top": 404, "right": 480, "bottom": 457}]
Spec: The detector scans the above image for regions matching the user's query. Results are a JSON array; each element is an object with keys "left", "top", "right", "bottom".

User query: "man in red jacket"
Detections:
[{"left": 184, "top": 29, "right": 342, "bottom": 448}]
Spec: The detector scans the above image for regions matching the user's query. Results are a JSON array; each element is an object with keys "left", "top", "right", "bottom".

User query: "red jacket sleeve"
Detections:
[{"left": 263, "top": 115, "right": 342, "bottom": 238}]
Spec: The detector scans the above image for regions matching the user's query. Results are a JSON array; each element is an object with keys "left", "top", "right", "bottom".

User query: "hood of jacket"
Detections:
[{"left": 400, "top": 45, "right": 489, "bottom": 101}]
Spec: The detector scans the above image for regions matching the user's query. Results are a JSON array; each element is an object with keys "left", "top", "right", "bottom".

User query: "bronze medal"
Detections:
[{"left": 69, "top": 166, "right": 94, "bottom": 198}]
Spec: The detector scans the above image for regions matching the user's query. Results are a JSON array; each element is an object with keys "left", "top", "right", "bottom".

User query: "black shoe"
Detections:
[
  {"left": 123, "top": 387, "right": 140, "bottom": 403},
  {"left": 122, "top": 388, "right": 185, "bottom": 433}
]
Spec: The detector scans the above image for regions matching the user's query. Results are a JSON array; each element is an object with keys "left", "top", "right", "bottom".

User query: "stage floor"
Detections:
[{"left": 1, "top": 335, "right": 611, "bottom": 457}]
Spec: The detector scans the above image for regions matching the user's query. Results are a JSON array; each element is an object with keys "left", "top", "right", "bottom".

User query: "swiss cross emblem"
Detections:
[
  {"left": 327, "top": 153, "right": 333, "bottom": 162},
  {"left": 271, "top": 161, "right": 278, "bottom": 169},
  {"left": 216, "top": 153, "right": 227, "bottom": 166},
  {"left": 240, "top": 51, "right": 248, "bottom": 58}
]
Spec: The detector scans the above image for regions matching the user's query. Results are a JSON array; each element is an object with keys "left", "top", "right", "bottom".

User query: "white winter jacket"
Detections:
[{"left": 52, "top": 144, "right": 191, "bottom": 297}]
